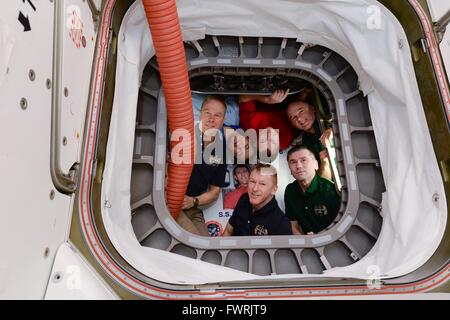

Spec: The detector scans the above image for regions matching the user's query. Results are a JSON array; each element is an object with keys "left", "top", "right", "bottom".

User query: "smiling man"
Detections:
[
  {"left": 284, "top": 144, "right": 341, "bottom": 235},
  {"left": 176, "top": 95, "right": 228, "bottom": 236},
  {"left": 223, "top": 164, "right": 250, "bottom": 210},
  {"left": 287, "top": 100, "right": 333, "bottom": 180},
  {"left": 222, "top": 163, "right": 292, "bottom": 236}
]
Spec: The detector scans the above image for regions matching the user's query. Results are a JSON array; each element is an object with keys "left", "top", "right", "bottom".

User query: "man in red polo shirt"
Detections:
[
  {"left": 223, "top": 165, "right": 250, "bottom": 209},
  {"left": 239, "top": 89, "right": 294, "bottom": 151}
]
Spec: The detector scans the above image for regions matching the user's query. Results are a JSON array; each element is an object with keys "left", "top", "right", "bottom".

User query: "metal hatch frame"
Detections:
[{"left": 68, "top": 0, "right": 450, "bottom": 299}]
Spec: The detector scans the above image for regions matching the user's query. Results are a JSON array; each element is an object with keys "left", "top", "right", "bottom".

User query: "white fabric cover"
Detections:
[
  {"left": 0, "top": 19, "right": 15, "bottom": 89},
  {"left": 101, "top": 0, "right": 447, "bottom": 284}
]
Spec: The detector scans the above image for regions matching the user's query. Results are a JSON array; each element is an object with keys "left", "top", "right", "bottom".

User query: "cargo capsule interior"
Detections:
[
  {"left": 69, "top": 0, "right": 450, "bottom": 298},
  {"left": 130, "top": 35, "right": 385, "bottom": 275}
]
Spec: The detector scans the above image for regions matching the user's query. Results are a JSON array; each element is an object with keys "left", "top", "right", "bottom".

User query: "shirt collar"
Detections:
[
  {"left": 303, "top": 120, "right": 321, "bottom": 138},
  {"left": 253, "top": 196, "right": 277, "bottom": 217},
  {"left": 298, "top": 175, "right": 320, "bottom": 195},
  {"left": 293, "top": 120, "right": 321, "bottom": 146}
]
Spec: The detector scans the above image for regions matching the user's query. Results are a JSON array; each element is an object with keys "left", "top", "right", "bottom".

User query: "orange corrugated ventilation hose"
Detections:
[{"left": 143, "top": 0, "right": 194, "bottom": 219}]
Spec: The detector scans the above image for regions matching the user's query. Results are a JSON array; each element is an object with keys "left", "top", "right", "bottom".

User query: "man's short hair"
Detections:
[
  {"left": 288, "top": 100, "right": 315, "bottom": 112},
  {"left": 287, "top": 144, "right": 316, "bottom": 162},
  {"left": 200, "top": 95, "right": 227, "bottom": 111},
  {"left": 251, "top": 163, "right": 278, "bottom": 185},
  {"left": 233, "top": 164, "right": 250, "bottom": 176}
]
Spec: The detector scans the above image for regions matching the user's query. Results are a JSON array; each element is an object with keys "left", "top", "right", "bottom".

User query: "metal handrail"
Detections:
[
  {"left": 312, "top": 87, "right": 342, "bottom": 193},
  {"left": 435, "top": 10, "right": 450, "bottom": 34},
  {"left": 50, "top": 0, "right": 77, "bottom": 194},
  {"left": 87, "top": 0, "right": 100, "bottom": 27}
]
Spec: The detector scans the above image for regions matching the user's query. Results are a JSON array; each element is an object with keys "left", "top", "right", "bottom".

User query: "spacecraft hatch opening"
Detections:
[{"left": 93, "top": 0, "right": 447, "bottom": 286}]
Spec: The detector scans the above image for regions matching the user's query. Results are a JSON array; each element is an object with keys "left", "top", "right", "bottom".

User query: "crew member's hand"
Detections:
[
  {"left": 320, "top": 128, "right": 333, "bottom": 148},
  {"left": 319, "top": 149, "right": 329, "bottom": 162},
  {"left": 260, "top": 89, "right": 289, "bottom": 104},
  {"left": 181, "top": 196, "right": 195, "bottom": 210}
]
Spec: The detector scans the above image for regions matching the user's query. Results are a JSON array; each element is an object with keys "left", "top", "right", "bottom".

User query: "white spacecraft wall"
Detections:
[
  {"left": 0, "top": 0, "right": 97, "bottom": 298},
  {"left": 44, "top": 243, "right": 118, "bottom": 300},
  {"left": 59, "top": 2, "right": 98, "bottom": 174},
  {"left": 101, "top": 0, "right": 447, "bottom": 284},
  {"left": 441, "top": 32, "right": 450, "bottom": 79},
  {"left": 427, "top": 0, "right": 450, "bottom": 21}
]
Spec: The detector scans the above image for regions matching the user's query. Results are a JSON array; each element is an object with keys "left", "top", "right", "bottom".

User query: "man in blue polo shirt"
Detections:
[
  {"left": 223, "top": 163, "right": 292, "bottom": 236},
  {"left": 176, "top": 96, "right": 228, "bottom": 236}
]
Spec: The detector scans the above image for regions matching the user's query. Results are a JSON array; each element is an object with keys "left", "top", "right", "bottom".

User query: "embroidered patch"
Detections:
[
  {"left": 207, "top": 221, "right": 223, "bottom": 237},
  {"left": 208, "top": 155, "right": 223, "bottom": 165},
  {"left": 314, "top": 204, "right": 328, "bottom": 217},
  {"left": 254, "top": 225, "right": 268, "bottom": 236}
]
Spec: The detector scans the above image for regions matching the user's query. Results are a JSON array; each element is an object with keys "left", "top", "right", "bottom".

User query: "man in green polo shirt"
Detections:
[{"left": 284, "top": 144, "right": 341, "bottom": 235}]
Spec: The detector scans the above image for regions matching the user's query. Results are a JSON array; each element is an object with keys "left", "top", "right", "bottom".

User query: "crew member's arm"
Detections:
[
  {"left": 319, "top": 150, "right": 332, "bottom": 181},
  {"left": 318, "top": 128, "right": 333, "bottom": 181},
  {"left": 182, "top": 186, "right": 221, "bottom": 210},
  {"left": 320, "top": 128, "right": 334, "bottom": 148},
  {"left": 239, "top": 89, "right": 289, "bottom": 105},
  {"left": 290, "top": 221, "right": 302, "bottom": 235},
  {"left": 239, "top": 90, "right": 290, "bottom": 130},
  {"left": 222, "top": 223, "right": 234, "bottom": 236}
]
